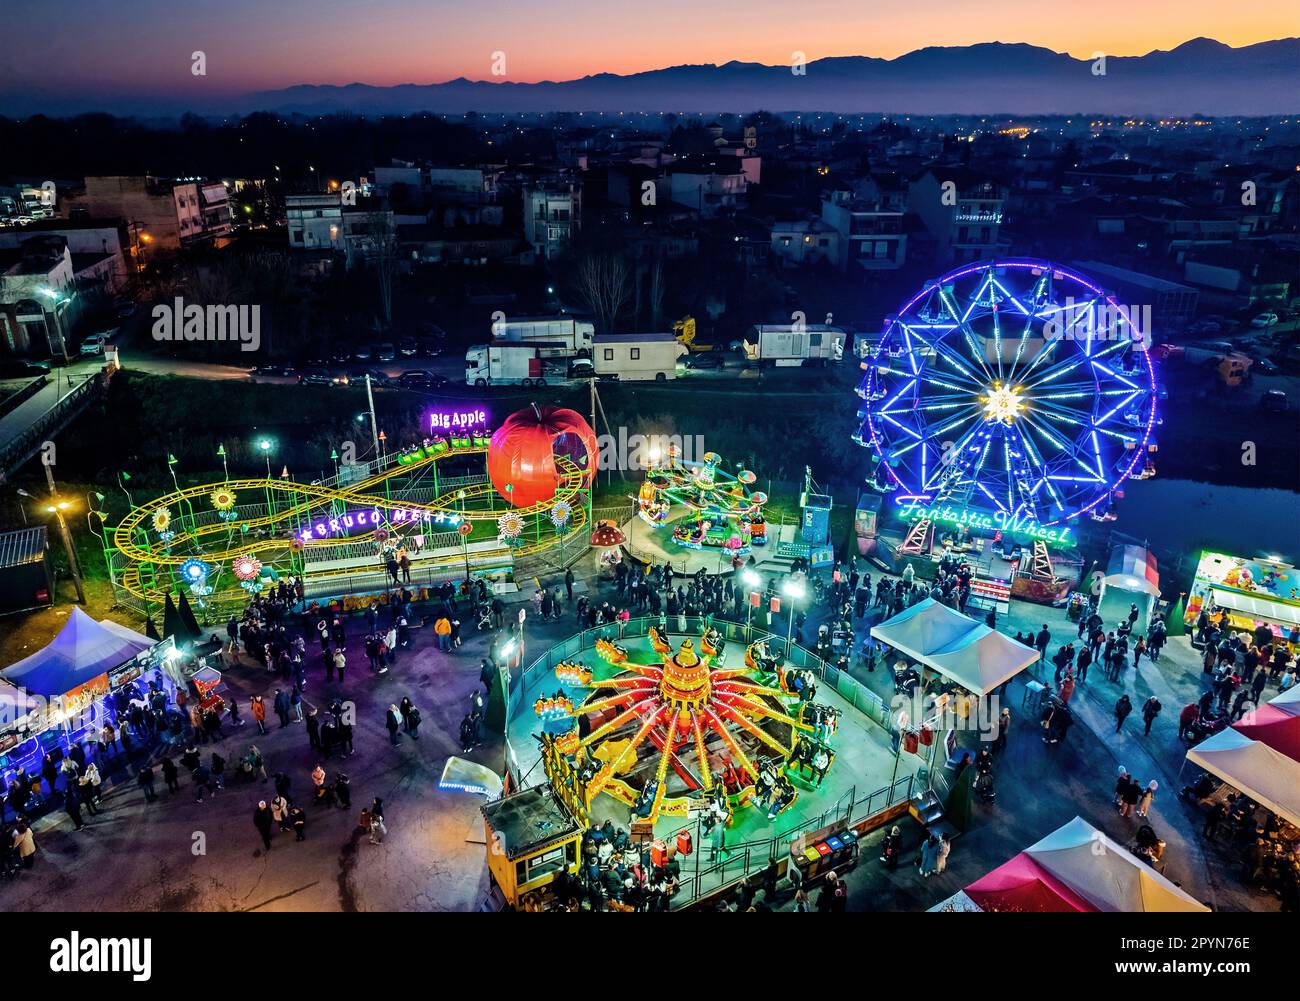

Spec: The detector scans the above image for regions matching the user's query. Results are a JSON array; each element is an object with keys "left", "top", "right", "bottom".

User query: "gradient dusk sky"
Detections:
[{"left": 5, "top": 0, "right": 1296, "bottom": 99}]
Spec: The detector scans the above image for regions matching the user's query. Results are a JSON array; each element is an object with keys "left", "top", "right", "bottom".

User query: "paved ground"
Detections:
[{"left": 0, "top": 552, "right": 1280, "bottom": 911}]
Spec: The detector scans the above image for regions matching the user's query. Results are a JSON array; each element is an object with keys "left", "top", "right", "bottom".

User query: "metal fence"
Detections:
[{"left": 503, "top": 613, "right": 909, "bottom": 907}]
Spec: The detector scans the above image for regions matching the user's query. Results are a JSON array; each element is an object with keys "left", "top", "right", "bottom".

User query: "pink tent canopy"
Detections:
[
  {"left": 964, "top": 853, "right": 1094, "bottom": 912},
  {"left": 1232, "top": 704, "right": 1300, "bottom": 763}
]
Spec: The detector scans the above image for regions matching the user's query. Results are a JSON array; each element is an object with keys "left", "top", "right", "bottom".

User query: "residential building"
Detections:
[
  {"left": 770, "top": 218, "right": 840, "bottom": 268},
  {"left": 908, "top": 169, "right": 1009, "bottom": 263},
  {"left": 1072, "top": 260, "right": 1199, "bottom": 334},
  {"left": 0, "top": 219, "right": 130, "bottom": 296},
  {"left": 819, "top": 191, "right": 907, "bottom": 271},
  {"left": 66, "top": 176, "right": 231, "bottom": 253},
  {"left": 0, "top": 236, "right": 80, "bottom": 359},
  {"left": 667, "top": 158, "right": 747, "bottom": 218},
  {"left": 523, "top": 182, "right": 581, "bottom": 260},
  {"left": 286, "top": 193, "right": 343, "bottom": 251}
]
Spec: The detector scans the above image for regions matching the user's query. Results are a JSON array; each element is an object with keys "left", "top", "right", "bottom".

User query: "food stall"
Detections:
[
  {"left": 1183, "top": 552, "right": 1300, "bottom": 647},
  {"left": 481, "top": 783, "right": 583, "bottom": 910}
]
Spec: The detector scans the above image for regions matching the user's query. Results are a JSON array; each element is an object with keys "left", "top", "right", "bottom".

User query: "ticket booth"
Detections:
[{"left": 481, "top": 784, "right": 583, "bottom": 910}]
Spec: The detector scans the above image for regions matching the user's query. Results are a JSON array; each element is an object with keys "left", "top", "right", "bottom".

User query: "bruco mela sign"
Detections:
[
  {"left": 898, "top": 501, "right": 1075, "bottom": 547},
  {"left": 295, "top": 507, "right": 463, "bottom": 543}
]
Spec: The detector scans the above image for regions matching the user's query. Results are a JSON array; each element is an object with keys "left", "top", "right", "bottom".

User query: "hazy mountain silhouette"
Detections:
[
  {"left": 3, "top": 38, "right": 1296, "bottom": 117},
  {"left": 243, "top": 38, "right": 1299, "bottom": 116}
]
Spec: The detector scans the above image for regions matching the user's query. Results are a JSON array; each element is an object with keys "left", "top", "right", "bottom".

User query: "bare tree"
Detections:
[
  {"left": 573, "top": 248, "right": 633, "bottom": 335},
  {"left": 648, "top": 258, "right": 666, "bottom": 330},
  {"left": 365, "top": 211, "right": 398, "bottom": 328}
]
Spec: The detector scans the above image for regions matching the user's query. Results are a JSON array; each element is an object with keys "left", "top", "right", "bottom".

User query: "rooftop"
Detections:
[
  {"left": 0, "top": 527, "right": 47, "bottom": 570},
  {"left": 480, "top": 784, "right": 580, "bottom": 860}
]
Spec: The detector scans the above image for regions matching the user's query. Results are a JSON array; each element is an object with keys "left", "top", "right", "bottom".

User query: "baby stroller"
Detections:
[
  {"left": 974, "top": 767, "right": 996, "bottom": 803},
  {"left": 474, "top": 601, "right": 493, "bottom": 632}
]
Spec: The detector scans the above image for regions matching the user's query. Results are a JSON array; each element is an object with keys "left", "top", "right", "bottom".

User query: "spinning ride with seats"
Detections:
[
  {"left": 637, "top": 445, "right": 768, "bottom": 554},
  {"left": 537, "top": 627, "right": 824, "bottom": 825}
]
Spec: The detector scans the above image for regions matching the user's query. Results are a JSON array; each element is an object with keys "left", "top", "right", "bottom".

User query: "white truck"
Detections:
[
  {"left": 464, "top": 342, "right": 593, "bottom": 386},
  {"left": 490, "top": 315, "right": 595, "bottom": 359},
  {"left": 740, "top": 324, "right": 846, "bottom": 367},
  {"left": 592, "top": 334, "right": 687, "bottom": 382}
]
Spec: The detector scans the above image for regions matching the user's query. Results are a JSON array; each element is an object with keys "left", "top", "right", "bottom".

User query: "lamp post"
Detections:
[
  {"left": 742, "top": 568, "right": 760, "bottom": 640},
  {"left": 782, "top": 576, "right": 805, "bottom": 658},
  {"left": 45, "top": 498, "right": 86, "bottom": 604},
  {"left": 217, "top": 443, "right": 229, "bottom": 482}
]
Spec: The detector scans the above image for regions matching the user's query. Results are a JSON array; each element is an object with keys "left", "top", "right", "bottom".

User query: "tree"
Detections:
[{"left": 573, "top": 248, "right": 633, "bottom": 335}]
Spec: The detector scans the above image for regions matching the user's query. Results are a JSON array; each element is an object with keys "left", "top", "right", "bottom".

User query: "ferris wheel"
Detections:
[{"left": 857, "top": 259, "right": 1158, "bottom": 528}]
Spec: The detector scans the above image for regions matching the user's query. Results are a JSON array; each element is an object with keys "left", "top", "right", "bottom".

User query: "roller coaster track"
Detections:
[{"left": 112, "top": 444, "right": 590, "bottom": 608}]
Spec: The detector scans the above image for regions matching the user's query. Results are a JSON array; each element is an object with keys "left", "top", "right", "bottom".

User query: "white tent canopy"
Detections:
[
  {"left": 870, "top": 598, "right": 981, "bottom": 662},
  {"left": 1185, "top": 728, "right": 1300, "bottom": 827},
  {"left": 1268, "top": 685, "right": 1300, "bottom": 718},
  {"left": 925, "top": 626, "right": 1041, "bottom": 698},
  {"left": 872, "top": 598, "right": 1039, "bottom": 697},
  {"left": 1025, "top": 816, "right": 1209, "bottom": 912}
]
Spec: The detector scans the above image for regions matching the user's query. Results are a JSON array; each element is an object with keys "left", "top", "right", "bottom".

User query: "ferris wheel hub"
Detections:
[{"left": 980, "top": 382, "right": 1026, "bottom": 425}]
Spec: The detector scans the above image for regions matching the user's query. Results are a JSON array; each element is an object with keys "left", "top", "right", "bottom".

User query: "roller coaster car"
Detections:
[{"left": 748, "top": 515, "right": 767, "bottom": 546}]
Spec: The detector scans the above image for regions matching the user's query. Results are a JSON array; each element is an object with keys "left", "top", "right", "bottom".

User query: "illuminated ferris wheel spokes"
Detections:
[{"left": 858, "top": 260, "right": 1158, "bottom": 527}]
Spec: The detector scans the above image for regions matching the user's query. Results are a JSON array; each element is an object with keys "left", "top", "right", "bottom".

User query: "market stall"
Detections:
[
  {"left": 1097, "top": 545, "right": 1160, "bottom": 633},
  {"left": 1183, "top": 552, "right": 1300, "bottom": 647},
  {"left": 1184, "top": 728, "right": 1300, "bottom": 828},
  {"left": 964, "top": 816, "right": 1208, "bottom": 912}
]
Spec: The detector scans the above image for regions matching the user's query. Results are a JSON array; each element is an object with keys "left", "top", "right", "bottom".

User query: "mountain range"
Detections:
[
  {"left": 244, "top": 38, "right": 1300, "bottom": 117},
  {"left": 4, "top": 38, "right": 1297, "bottom": 118}
]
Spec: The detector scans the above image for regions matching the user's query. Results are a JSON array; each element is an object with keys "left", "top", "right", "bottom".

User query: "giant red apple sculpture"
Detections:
[{"left": 487, "top": 404, "right": 597, "bottom": 508}]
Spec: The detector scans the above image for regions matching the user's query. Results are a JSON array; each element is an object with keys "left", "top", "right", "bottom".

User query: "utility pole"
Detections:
[
  {"left": 364, "top": 374, "right": 381, "bottom": 463},
  {"left": 43, "top": 460, "right": 86, "bottom": 604}
]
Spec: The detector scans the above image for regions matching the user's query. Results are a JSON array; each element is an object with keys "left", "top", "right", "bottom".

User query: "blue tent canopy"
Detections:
[{"left": 2, "top": 608, "right": 154, "bottom": 698}]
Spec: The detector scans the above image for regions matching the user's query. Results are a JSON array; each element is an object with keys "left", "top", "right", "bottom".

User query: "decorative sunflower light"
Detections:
[
  {"left": 497, "top": 511, "right": 525, "bottom": 547},
  {"left": 232, "top": 554, "right": 263, "bottom": 582},
  {"left": 152, "top": 507, "right": 171, "bottom": 533},
  {"left": 210, "top": 487, "right": 238, "bottom": 520},
  {"left": 549, "top": 500, "right": 573, "bottom": 529}
]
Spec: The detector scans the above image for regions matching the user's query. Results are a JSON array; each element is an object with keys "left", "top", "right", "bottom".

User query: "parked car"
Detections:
[
  {"left": 357, "top": 369, "right": 390, "bottom": 387},
  {"left": 1254, "top": 357, "right": 1281, "bottom": 376},
  {"left": 397, "top": 337, "right": 419, "bottom": 357},
  {"left": 1251, "top": 312, "right": 1280, "bottom": 328},
  {"left": 417, "top": 336, "right": 444, "bottom": 357},
  {"left": 298, "top": 368, "right": 337, "bottom": 387},
  {"left": 0, "top": 359, "right": 51, "bottom": 379},
  {"left": 377, "top": 342, "right": 396, "bottom": 363},
  {"left": 79, "top": 333, "right": 109, "bottom": 355},
  {"left": 1148, "top": 343, "right": 1185, "bottom": 362},
  {"left": 1260, "top": 389, "right": 1289, "bottom": 414},
  {"left": 331, "top": 348, "right": 353, "bottom": 365},
  {"left": 114, "top": 301, "right": 137, "bottom": 320},
  {"left": 251, "top": 364, "right": 296, "bottom": 379},
  {"left": 685, "top": 352, "right": 724, "bottom": 370},
  {"left": 353, "top": 345, "right": 374, "bottom": 362},
  {"left": 395, "top": 370, "right": 448, "bottom": 391}
]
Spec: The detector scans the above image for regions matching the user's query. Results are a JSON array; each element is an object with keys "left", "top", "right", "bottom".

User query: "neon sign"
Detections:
[
  {"left": 429, "top": 408, "right": 488, "bottom": 432},
  {"left": 898, "top": 500, "right": 1074, "bottom": 547},
  {"left": 296, "top": 507, "right": 463, "bottom": 543}
]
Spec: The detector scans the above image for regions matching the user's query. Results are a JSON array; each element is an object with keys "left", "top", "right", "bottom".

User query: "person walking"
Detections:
[
  {"left": 161, "top": 755, "right": 180, "bottom": 793},
  {"left": 369, "top": 797, "right": 387, "bottom": 844},
  {"left": 333, "top": 647, "right": 347, "bottom": 684},
  {"left": 1114, "top": 694, "right": 1133, "bottom": 733},
  {"left": 434, "top": 615, "right": 452, "bottom": 652},
  {"left": 1141, "top": 696, "right": 1162, "bottom": 736},
  {"left": 273, "top": 689, "right": 291, "bottom": 729},
  {"left": 386, "top": 705, "right": 402, "bottom": 745},
  {"left": 64, "top": 787, "right": 85, "bottom": 832},
  {"left": 919, "top": 834, "right": 942, "bottom": 878},
  {"left": 306, "top": 708, "right": 321, "bottom": 751},
  {"left": 253, "top": 801, "right": 274, "bottom": 850},
  {"left": 290, "top": 804, "right": 307, "bottom": 841},
  {"left": 251, "top": 694, "right": 267, "bottom": 735},
  {"left": 1137, "top": 780, "right": 1158, "bottom": 819},
  {"left": 565, "top": 567, "right": 574, "bottom": 602},
  {"left": 137, "top": 765, "right": 157, "bottom": 803},
  {"left": 270, "top": 794, "right": 291, "bottom": 831}
]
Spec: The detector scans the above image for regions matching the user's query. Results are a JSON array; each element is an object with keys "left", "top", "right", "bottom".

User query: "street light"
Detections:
[
  {"left": 258, "top": 439, "right": 273, "bottom": 478},
  {"left": 781, "top": 577, "right": 806, "bottom": 657},
  {"left": 43, "top": 497, "right": 86, "bottom": 604}
]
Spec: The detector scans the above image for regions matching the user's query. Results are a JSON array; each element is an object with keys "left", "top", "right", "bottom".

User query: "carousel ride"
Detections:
[
  {"left": 537, "top": 626, "right": 837, "bottom": 826},
  {"left": 108, "top": 405, "right": 597, "bottom": 616},
  {"left": 637, "top": 445, "right": 768, "bottom": 554}
]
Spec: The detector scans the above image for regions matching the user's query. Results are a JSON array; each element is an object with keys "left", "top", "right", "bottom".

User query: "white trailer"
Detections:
[
  {"left": 592, "top": 334, "right": 686, "bottom": 382},
  {"left": 465, "top": 342, "right": 589, "bottom": 386},
  {"left": 740, "top": 324, "right": 845, "bottom": 367},
  {"left": 491, "top": 315, "right": 595, "bottom": 358}
]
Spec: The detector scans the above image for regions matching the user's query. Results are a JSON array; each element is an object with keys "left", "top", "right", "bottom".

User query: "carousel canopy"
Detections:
[
  {"left": 871, "top": 599, "right": 1038, "bottom": 697},
  {"left": 1103, "top": 545, "right": 1160, "bottom": 598},
  {"left": 2, "top": 608, "right": 155, "bottom": 698},
  {"left": 1021, "top": 816, "right": 1208, "bottom": 912},
  {"left": 1185, "top": 727, "right": 1300, "bottom": 828}
]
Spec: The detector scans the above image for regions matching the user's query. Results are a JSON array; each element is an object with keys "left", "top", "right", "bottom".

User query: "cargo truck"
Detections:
[
  {"left": 464, "top": 342, "right": 593, "bottom": 386},
  {"left": 739, "top": 324, "right": 846, "bottom": 367},
  {"left": 490, "top": 315, "right": 595, "bottom": 358},
  {"left": 592, "top": 334, "right": 687, "bottom": 382}
]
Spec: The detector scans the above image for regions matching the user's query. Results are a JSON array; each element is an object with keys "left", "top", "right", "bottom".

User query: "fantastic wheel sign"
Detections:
[{"left": 858, "top": 259, "right": 1158, "bottom": 530}]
